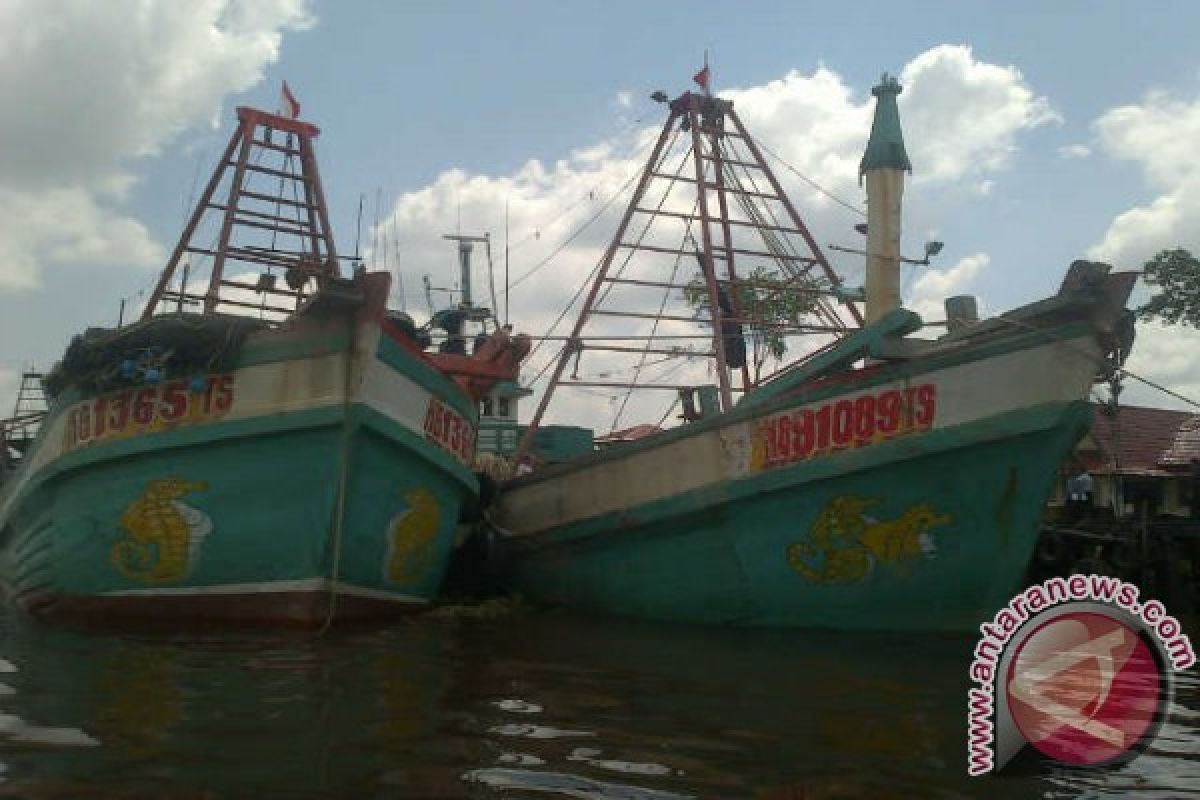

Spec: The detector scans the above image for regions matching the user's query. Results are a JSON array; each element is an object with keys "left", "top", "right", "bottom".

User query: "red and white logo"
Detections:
[
  {"left": 966, "top": 577, "right": 1191, "bottom": 775},
  {"left": 1005, "top": 611, "right": 1165, "bottom": 766}
]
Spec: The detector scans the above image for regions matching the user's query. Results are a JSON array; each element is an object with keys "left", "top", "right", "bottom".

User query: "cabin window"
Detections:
[
  {"left": 498, "top": 398, "right": 511, "bottom": 418},
  {"left": 481, "top": 398, "right": 494, "bottom": 417}
]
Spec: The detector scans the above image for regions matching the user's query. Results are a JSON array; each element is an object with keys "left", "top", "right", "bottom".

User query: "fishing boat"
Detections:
[
  {"left": 0, "top": 98, "right": 528, "bottom": 626},
  {"left": 492, "top": 75, "right": 1136, "bottom": 631}
]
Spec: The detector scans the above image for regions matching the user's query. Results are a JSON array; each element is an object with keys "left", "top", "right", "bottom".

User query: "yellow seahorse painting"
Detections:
[
  {"left": 786, "top": 495, "right": 950, "bottom": 584},
  {"left": 385, "top": 487, "right": 441, "bottom": 585},
  {"left": 112, "top": 479, "right": 211, "bottom": 584}
]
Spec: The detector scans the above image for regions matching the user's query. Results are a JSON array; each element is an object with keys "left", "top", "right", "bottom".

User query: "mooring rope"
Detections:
[{"left": 315, "top": 317, "right": 357, "bottom": 636}]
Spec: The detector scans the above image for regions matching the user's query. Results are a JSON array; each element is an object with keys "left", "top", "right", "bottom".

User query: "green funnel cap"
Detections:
[{"left": 859, "top": 72, "right": 912, "bottom": 176}]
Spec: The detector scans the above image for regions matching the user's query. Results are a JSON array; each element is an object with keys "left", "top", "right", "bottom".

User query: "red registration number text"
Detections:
[
  {"left": 754, "top": 384, "right": 937, "bottom": 471},
  {"left": 423, "top": 398, "right": 475, "bottom": 465},
  {"left": 63, "top": 374, "right": 235, "bottom": 451}
]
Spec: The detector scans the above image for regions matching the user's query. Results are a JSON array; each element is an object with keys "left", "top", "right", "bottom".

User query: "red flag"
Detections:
[
  {"left": 692, "top": 66, "right": 710, "bottom": 90},
  {"left": 280, "top": 81, "right": 300, "bottom": 119}
]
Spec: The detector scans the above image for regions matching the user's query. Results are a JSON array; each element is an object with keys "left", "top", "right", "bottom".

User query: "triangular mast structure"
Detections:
[
  {"left": 1, "top": 370, "right": 48, "bottom": 473},
  {"left": 143, "top": 107, "right": 340, "bottom": 319},
  {"left": 519, "top": 90, "right": 863, "bottom": 452}
]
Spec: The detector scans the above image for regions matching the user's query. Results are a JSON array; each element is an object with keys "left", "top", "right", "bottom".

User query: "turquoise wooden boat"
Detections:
[
  {"left": 496, "top": 273, "right": 1135, "bottom": 630},
  {"left": 492, "top": 81, "right": 1138, "bottom": 631},
  {"left": 0, "top": 104, "right": 526, "bottom": 626}
]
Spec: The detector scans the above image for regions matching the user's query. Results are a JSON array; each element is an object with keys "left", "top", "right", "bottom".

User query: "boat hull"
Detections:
[
  {"left": 505, "top": 403, "right": 1089, "bottom": 631},
  {"left": 0, "top": 320, "right": 479, "bottom": 628},
  {"left": 497, "top": 324, "right": 1111, "bottom": 631}
]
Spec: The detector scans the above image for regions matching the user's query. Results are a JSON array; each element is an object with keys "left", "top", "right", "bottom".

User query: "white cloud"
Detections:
[
  {"left": 907, "top": 253, "right": 989, "bottom": 323},
  {"left": 375, "top": 47, "right": 1050, "bottom": 429},
  {"left": 1085, "top": 88, "right": 1200, "bottom": 408},
  {"left": 898, "top": 45, "right": 1060, "bottom": 184},
  {"left": 0, "top": 0, "right": 312, "bottom": 290},
  {"left": 1088, "top": 88, "right": 1200, "bottom": 266},
  {"left": 615, "top": 90, "right": 633, "bottom": 109},
  {"left": 1094, "top": 90, "right": 1200, "bottom": 188},
  {"left": 1089, "top": 191, "right": 1186, "bottom": 268},
  {"left": 0, "top": 189, "right": 162, "bottom": 289},
  {"left": 1058, "top": 143, "right": 1091, "bottom": 159}
]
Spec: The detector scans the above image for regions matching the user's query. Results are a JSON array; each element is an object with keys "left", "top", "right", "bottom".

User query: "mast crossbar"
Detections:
[
  {"left": 234, "top": 162, "right": 314, "bottom": 183},
  {"left": 237, "top": 190, "right": 319, "bottom": 211},
  {"left": 616, "top": 242, "right": 815, "bottom": 263},
  {"left": 633, "top": 207, "right": 804, "bottom": 235}
]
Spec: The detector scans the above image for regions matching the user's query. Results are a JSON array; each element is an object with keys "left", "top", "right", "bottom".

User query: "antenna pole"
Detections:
[
  {"left": 371, "top": 188, "right": 382, "bottom": 264},
  {"left": 392, "top": 216, "right": 405, "bottom": 311},
  {"left": 485, "top": 233, "right": 499, "bottom": 322},
  {"left": 443, "top": 233, "right": 490, "bottom": 310},
  {"left": 354, "top": 193, "right": 364, "bottom": 262},
  {"left": 178, "top": 261, "right": 190, "bottom": 313},
  {"left": 504, "top": 197, "right": 510, "bottom": 327}
]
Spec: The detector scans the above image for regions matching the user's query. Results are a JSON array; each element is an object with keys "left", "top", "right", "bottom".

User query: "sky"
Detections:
[{"left": 2, "top": 0, "right": 1200, "bottom": 430}]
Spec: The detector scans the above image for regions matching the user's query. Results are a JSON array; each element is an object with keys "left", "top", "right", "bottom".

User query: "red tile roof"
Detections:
[
  {"left": 1160, "top": 415, "right": 1200, "bottom": 467},
  {"left": 1082, "top": 404, "right": 1195, "bottom": 475}
]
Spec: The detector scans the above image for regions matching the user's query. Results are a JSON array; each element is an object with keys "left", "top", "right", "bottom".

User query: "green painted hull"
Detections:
[
  {"left": 0, "top": 356, "right": 478, "bottom": 627},
  {"left": 508, "top": 402, "right": 1091, "bottom": 631}
]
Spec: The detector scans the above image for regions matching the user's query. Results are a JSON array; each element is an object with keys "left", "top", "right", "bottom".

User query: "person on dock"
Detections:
[{"left": 1067, "top": 466, "right": 1095, "bottom": 522}]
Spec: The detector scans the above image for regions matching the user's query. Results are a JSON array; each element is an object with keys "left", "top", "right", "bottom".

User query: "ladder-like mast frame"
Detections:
[
  {"left": 142, "top": 108, "right": 340, "bottom": 320},
  {"left": 517, "top": 91, "right": 862, "bottom": 458}
]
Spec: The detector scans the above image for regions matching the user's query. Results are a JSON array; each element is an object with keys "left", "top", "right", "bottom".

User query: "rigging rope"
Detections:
[
  {"left": 519, "top": 130, "right": 686, "bottom": 376},
  {"left": 715, "top": 140, "right": 847, "bottom": 335},
  {"left": 520, "top": 257, "right": 608, "bottom": 379},
  {"left": 511, "top": 128, "right": 683, "bottom": 293},
  {"left": 983, "top": 311, "right": 1200, "bottom": 410},
  {"left": 593, "top": 138, "right": 691, "bottom": 309},
  {"left": 506, "top": 134, "right": 657, "bottom": 254},
  {"left": 1118, "top": 371, "right": 1200, "bottom": 409},
  {"left": 750, "top": 136, "right": 866, "bottom": 218},
  {"left": 507, "top": 170, "right": 637, "bottom": 290}
]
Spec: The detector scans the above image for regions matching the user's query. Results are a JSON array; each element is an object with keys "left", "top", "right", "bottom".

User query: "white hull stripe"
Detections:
[{"left": 100, "top": 578, "right": 427, "bottom": 605}]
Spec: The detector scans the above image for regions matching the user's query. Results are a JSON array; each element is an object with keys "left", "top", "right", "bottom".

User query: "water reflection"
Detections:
[
  {"left": 464, "top": 767, "right": 694, "bottom": 799},
  {"left": 0, "top": 609, "right": 1193, "bottom": 798},
  {"left": 0, "top": 651, "right": 98, "bottom": 752},
  {"left": 92, "top": 645, "right": 181, "bottom": 758}
]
